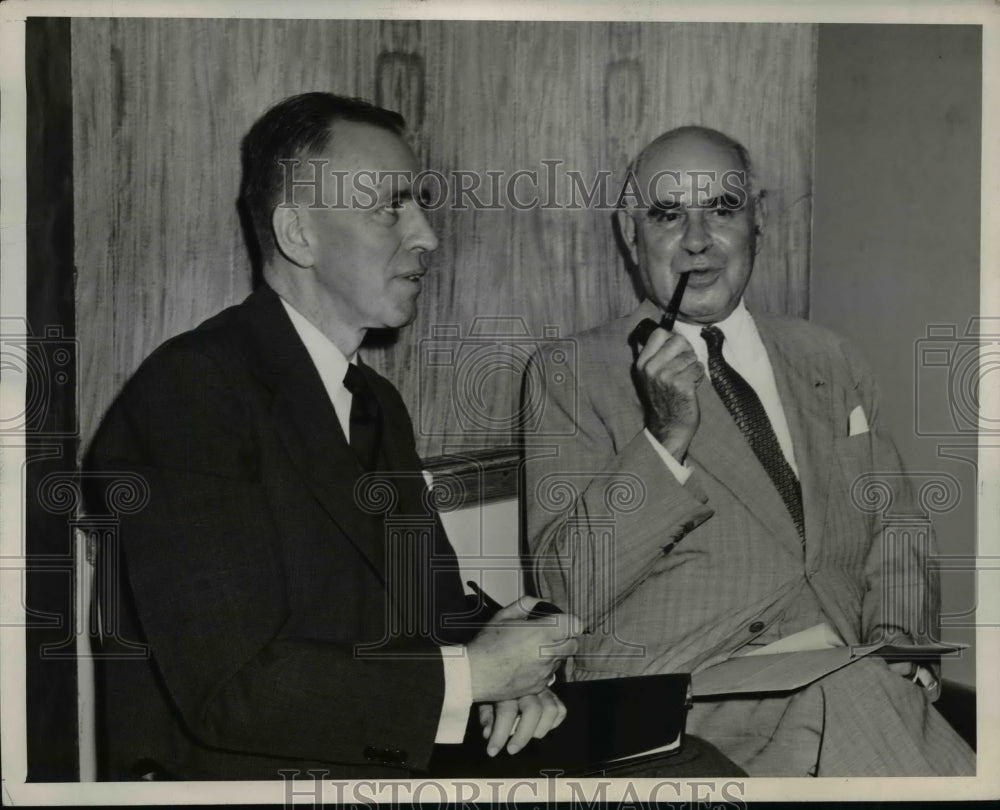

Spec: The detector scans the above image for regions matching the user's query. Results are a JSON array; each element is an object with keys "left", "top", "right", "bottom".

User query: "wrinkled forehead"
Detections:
[{"left": 633, "top": 133, "right": 750, "bottom": 207}]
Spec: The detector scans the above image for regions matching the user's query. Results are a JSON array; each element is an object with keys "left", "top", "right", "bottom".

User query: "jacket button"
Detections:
[{"left": 749, "top": 621, "right": 766, "bottom": 633}]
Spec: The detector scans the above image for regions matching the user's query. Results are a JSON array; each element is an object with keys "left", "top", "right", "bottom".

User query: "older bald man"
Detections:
[{"left": 524, "top": 126, "right": 974, "bottom": 776}]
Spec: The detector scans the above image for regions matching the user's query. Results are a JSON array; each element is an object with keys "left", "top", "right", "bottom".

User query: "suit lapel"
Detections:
[
  {"left": 688, "top": 380, "right": 803, "bottom": 555},
  {"left": 756, "top": 317, "right": 835, "bottom": 560},
  {"left": 241, "top": 286, "right": 388, "bottom": 581}
]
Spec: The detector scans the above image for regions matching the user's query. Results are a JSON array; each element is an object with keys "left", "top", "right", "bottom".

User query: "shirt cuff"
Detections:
[
  {"left": 435, "top": 646, "right": 473, "bottom": 743},
  {"left": 643, "top": 428, "right": 693, "bottom": 485}
]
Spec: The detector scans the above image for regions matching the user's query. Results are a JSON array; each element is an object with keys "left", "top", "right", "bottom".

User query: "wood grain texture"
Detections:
[
  {"left": 423, "top": 447, "right": 521, "bottom": 507},
  {"left": 73, "top": 19, "right": 816, "bottom": 460}
]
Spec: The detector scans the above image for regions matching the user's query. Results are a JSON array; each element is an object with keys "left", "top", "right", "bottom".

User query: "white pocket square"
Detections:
[{"left": 848, "top": 405, "right": 870, "bottom": 436}]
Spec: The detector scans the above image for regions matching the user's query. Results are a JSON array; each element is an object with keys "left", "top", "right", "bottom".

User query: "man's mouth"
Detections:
[{"left": 681, "top": 266, "right": 721, "bottom": 286}]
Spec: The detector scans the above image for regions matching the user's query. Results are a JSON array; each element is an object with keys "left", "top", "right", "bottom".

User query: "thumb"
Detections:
[
  {"left": 536, "top": 610, "right": 583, "bottom": 640},
  {"left": 493, "top": 595, "right": 541, "bottom": 621},
  {"left": 562, "top": 611, "right": 583, "bottom": 637},
  {"left": 478, "top": 704, "right": 495, "bottom": 738}
]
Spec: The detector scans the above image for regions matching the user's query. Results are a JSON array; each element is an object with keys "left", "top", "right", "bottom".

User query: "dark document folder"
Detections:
[{"left": 429, "top": 673, "right": 691, "bottom": 777}]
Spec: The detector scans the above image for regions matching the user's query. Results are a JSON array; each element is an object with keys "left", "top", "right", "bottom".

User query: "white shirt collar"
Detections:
[
  {"left": 670, "top": 298, "right": 758, "bottom": 367},
  {"left": 279, "top": 296, "right": 355, "bottom": 390},
  {"left": 278, "top": 296, "right": 361, "bottom": 440}
]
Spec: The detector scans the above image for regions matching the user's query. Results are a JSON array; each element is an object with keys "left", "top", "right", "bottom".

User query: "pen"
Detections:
[
  {"left": 466, "top": 580, "right": 503, "bottom": 613},
  {"left": 466, "top": 581, "right": 562, "bottom": 620}
]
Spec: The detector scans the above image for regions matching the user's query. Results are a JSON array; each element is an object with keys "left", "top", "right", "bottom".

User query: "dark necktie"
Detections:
[
  {"left": 343, "top": 364, "right": 382, "bottom": 471},
  {"left": 701, "top": 325, "right": 805, "bottom": 542}
]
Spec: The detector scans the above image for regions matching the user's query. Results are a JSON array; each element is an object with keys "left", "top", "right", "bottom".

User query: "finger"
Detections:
[
  {"left": 643, "top": 341, "right": 700, "bottom": 380},
  {"left": 478, "top": 703, "right": 494, "bottom": 739},
  {"left": 652, "top": 331, "right": 696, "bottom": 364},
  {"left": 671, "top": 358, "right": 706, "bottom": 388},
  {"left": 533, "top": 611, "right": 582, "bottom": 641},
  {"left": 540, "top": 635, "right": 579, "bottom": 660},
  {"left": 491, "top": 595, "right": 541, "bottom": 622},
  {"left": 562, "top": 611, "right": 583, "bottom": 637},
  {"left": 689, "top": 361, "right": 707, "bottom": 386},
  {"left": 638, "top": 332, "right": 691, "bottom": 374},
  {"left": 887, "top": 660, "right": 917, "bottom": 678},
  {"left": 529, "top": 689, "right": 564, "bottom": 740},
  {"left": 914, "top": 665, "right": 940, "bottom": 692},
  {"left": 550, "top": 691, "right": 568, "bottom": 730},
  {"left": 642, "top": 356, "right": 701, "bottom": 395},
  {"left": 508, "top": 695, "right": 542, "bottom": 755},
  {"left": 636, "top": 327, "right": 670, "bottom": 368},
  {"left": 487, "top": 700, "right": 518, "bottom": 757}
]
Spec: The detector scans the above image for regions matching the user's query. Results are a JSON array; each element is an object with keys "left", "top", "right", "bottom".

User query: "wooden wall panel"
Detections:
[{"left": 73, "top": 19, "right": 816, "bottom": 459}]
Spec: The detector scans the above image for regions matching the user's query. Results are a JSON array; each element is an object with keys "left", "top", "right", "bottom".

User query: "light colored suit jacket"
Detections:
[{"left": 524, "top": 299, "right": 938, "bottom": 680}]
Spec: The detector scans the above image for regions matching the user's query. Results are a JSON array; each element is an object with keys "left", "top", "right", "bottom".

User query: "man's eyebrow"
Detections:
[
  {"left": 700, "top": 193, "right": 745, "bottom": 209},
  {"left": 378, "top": 185, "right": 415, "bottom": 204},
  {"left": 374, "top": 172, "right": 414, "bottom": 192},
  {"left": 649, "top": 197, "right": 682, "bottom": 211}
]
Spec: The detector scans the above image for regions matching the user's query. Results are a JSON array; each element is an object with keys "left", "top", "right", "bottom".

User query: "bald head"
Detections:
[{"left": 630, "top": 125, "right": 757, "bottom": 205}]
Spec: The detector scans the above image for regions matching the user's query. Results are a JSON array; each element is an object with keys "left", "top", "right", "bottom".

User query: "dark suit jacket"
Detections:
[{"left": 85, "top": 285, "right": 474, "bottom": 780}]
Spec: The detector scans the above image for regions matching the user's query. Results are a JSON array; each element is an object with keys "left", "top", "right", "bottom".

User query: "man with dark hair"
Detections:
[
  {"left": 524, "top": 125, "right": 975, "bottom": 776},
  {"left": 86, "top": 92, "right": 579, "bottom": 780},
  {"left": 239, "top": 92, "right": 408, "bottom": 265}
]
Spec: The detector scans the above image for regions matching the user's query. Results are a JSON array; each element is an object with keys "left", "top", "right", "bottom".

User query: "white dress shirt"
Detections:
[
  {"left": 280, "top": 297, "right": 472, "bottom": 743},
  {"left": 644, "top": 299, "right": 799, "bottom": 482}
]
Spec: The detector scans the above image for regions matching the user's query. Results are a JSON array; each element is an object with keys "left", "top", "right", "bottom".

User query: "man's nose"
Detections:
[
  {"left": 680, "top": 210, "right": 712, "bottom": 254},
  {"left": 406, "top": 206, "right": 439, "bottom": 254}
]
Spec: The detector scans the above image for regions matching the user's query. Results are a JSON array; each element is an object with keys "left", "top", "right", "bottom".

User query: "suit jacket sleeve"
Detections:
[
  {"left": 522, "top": 345, "right": 714, "bottom": 630},
  {"left": 87, "top": 343, "right": 446, "bottom": 771},
  {"left": 845, "top": 342, "right": 941, "bottom": 648}
]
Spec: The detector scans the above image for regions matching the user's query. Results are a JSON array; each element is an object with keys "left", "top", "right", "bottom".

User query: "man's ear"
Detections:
[
  {"left": 615, "top": 208, "right": 638, "bottom": 266},
  {"left": 751, "top": 191, "right": 767, "bottom": 256},
  {"left": 272, "top": 205, "right": 314, "bottom": 268}
]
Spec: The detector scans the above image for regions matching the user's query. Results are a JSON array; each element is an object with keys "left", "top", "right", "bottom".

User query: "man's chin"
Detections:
[
  {"left": 378, "top": 307, "right": 418, "bottom": 331},
  {"left": 676, "top": 298, "right": 740, "bottom": 325},
  {"left": 362, "top": 310, "right": 414, "bottom": 347}
]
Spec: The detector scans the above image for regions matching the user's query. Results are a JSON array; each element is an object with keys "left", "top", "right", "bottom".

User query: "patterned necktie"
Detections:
[
  {"left": 343, "top": 364, "right": 382, "bottom": 471},
  {"left": 701, "top": 325, "right": 805, "bottom": 542}
]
